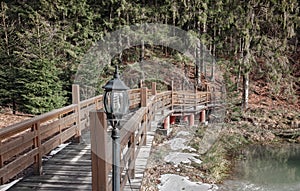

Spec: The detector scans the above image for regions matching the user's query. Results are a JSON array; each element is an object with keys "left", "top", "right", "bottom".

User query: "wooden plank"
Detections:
[
  {"left": 1, "top": 148, "right": 38, "bottom": 183},
  {"left": 21, "top": 176, "right": 92, "bottom": 184},
  {"left": 11, "top": 181, "right": 92, "bottom": 190},
  {"left": 0, "top": 104, "right": 76, "bottom": 139},
  {"left": 0, "top": 130, "right": 35, "bottom": 155},
  {"left": 2, "top": 138, "right": 32, "bottom": 162},
  {"left": 42, "top": 164, "right": 91, "bottom": 171},
  {"left": 45, "top": 159, "right": 91, "bottom": 166},
  {"left": 40, "top": 119, "right": 60, "bottom": 135},
  {"left": 120, "top": 108, "right": 147, "bottom": 146},
  {"left": 43, "top": 169, "right": 92, "bottom": 176},
  {"left": 40, "top": 127, "right": 60, "bottom": 142},
  {"left": 41, "top": 136, "right": 61, "bottom": 156},
  {"left": 61, "top": 125, "right": 77, "bottom": 143},
  {"left": 80, "top": 95, "right": 102, "bottom": 108},
  {"left": 40, "top": 113, "right": 76, "bottom": 137}
]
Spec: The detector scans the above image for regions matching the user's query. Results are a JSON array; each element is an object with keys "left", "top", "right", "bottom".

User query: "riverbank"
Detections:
[
  {"left": 141, "top": 102, "right": 300, "bottom": 190},
  {"left": 201, "top": 104, "right": 300, "bottom": 184}
]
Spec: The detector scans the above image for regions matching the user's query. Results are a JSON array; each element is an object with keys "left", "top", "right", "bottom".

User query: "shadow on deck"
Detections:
[{"left": 8, "top": 120, "right": 157, "bottom": 191}]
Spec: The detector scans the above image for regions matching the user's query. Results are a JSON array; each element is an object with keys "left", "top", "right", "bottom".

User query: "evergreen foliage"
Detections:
[{"left": 0, "top": 0, "right": 299, "bottom": 114}]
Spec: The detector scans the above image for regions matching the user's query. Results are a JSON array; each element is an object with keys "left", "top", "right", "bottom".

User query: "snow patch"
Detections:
[
  {"left": 158, "top": 174, "right": 218, "bottom": 191},
  {"left": 164, "top": 152, "right": 202, "bottom": 165},
  {"left": 176, "top": 131, "right": 190, "bottom": 136},
  {"left": 166, "top": 138, "right": 196, "bottom": 152}
]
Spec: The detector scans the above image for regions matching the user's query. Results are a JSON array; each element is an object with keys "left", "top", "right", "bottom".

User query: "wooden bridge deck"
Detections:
[
  {"left": 0, "top": 85, "right": 216, "bottom": 191},
  {"left": 7, "top": 140, "right": 92, "bottom": 191},
  {"left": 7, "top": 128, "right": 156, "bottom": 191}
]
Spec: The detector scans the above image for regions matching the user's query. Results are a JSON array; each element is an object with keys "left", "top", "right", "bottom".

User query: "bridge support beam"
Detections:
[
  {"left": 151, "top": 82, "right": 157, "bottom": 95},
  {"left": 200, "top": 110, "right": 206, "bottom": 123},
  {"left": 189, "top": 114, "right": 195, "bottom": 126},
  {"left": 164, "top": 116, "right": 170, "bottom": 129},
  {"left": 183, "top": 115, "right": 189, "bottom": 124}
]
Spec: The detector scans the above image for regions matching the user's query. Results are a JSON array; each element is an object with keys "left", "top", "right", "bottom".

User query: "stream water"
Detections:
[{"left": 219, "top": 144, "right": 300, "bottom": 191}]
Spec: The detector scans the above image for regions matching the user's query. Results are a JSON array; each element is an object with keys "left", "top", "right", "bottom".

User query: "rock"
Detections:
[
  {"left": 158, "top": 174, "right": 218, "bottom": 191},
  {"left": 164, "top": 152, "right": 202, "bottom": 166},
  {"left": 166, "top": 137, "right": 195, "bottom": 151}
]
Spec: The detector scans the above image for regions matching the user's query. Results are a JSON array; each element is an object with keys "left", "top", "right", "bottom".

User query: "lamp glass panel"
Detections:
[{"left": 104, "top": 91, "right": 112, "bottom": 113}]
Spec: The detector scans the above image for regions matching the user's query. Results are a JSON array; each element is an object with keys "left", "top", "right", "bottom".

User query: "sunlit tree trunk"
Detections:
[
  {"left": 241, "top": 4, "right": 254, "bottom": 110},
  {"left": 242, "top": 72, "right": 249, "bottom": 110}
]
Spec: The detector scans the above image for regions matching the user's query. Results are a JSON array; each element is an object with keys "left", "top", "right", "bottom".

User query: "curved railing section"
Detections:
[{"left": 0, "top": 83, "right": 210, "bottom": 186}]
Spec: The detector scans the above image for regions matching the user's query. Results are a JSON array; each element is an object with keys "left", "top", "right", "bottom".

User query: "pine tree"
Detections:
[
  {"left": 14, "top": 7, "right": 67, "bottom": 114},
  {"left": 0, "top": 2, "right": 21, "bottom": 114}
]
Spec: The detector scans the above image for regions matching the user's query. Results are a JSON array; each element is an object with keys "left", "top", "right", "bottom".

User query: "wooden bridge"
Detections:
[{"left": 0, "top": 82, "right": 216, "bottom": 191}]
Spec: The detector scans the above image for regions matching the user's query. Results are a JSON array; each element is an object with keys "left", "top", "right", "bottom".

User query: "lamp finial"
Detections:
[{"left": 114, "top": 65, "right": 119, "bottom": 78}]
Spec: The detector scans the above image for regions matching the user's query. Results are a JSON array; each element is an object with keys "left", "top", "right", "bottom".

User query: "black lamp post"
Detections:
[{"left": 103, "top": 65, "right": 129, "bottom": 191}]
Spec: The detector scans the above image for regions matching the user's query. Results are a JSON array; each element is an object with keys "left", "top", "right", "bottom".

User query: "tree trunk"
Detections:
[
  {"left": 236, "top": 64, "right": 241, "bottom": 90},
  {"left": 196, "top": 45, "right": 201, "bottom": 87},
  {"left": 140, "top": 40, "right": 144, "bottom": 62},
  {"left": 242, "top": 72, "right": 249, "bottom": 110},
  {"left": 211, "top": 18, "right": 216, "bottom": 82},
  {"left": 12, "top": 98, "right": 16, "bottom": 115}
]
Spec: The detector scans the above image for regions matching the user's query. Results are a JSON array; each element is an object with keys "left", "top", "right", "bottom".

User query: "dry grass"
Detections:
[{"left": 0, "top": 108, "right": 31, "bottom": 129}]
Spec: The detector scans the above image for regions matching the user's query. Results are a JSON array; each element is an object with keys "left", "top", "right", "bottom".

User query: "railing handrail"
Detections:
[
  {"left": 0, "top": 104, "right": 77, "bottom": 139},
  {"left": 0, "top": 83, "right": 210, "bottom": 185}
]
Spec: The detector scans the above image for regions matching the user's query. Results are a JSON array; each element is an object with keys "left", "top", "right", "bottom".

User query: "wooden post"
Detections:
[
  {"left": 194, "top": 89, "right": 197, "bottom": 111},
  {"left": 151, "top": 82, "right": 157, "bottom": 96},
  {"left": 183, "top": 115, "right": 189, "bottom": 123},
  {"left": 129, "top": 132, "right": 135, "bottom": 178},
  {"left": 58, "top": 113, "right": 62, "bottom": 144},
  {"left": 142, "top": 113, "right": 147, "bottom": 145},
  {"left": 171, "top": 81, "right": 174, "bottom": 110},
  {"left": 206, "top": 91, "right": 209, "bottom": 103},
  {"left": 141, "top": 87, "right": 147, "bottom": 107},
  {"left": 90, "top": 110, "right": 110, "bottom": 191},
  {"left": 72, "top": 84, "right": 81, "bottom": 143},
  {"left": 33, "top": 122, "right": 42, "bottom": 175},
  {"left": 164, "top": 116, "right": 170, "bottom": 129},
  {"left": 189, "top": 114, "right": 195, "bottom": 127},
  {"left": 200, "top": 110, "right": 206, "bottom": 123}
]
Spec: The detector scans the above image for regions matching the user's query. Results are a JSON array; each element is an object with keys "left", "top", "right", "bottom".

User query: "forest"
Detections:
[{"left": 0, "top": 0, "right": 299, "bottom": 115}]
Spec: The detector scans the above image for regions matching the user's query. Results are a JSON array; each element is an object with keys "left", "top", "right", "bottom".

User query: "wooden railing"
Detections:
[
  {"left": 172, "top": 91, "right": 210, "bottom": 108},
  {"left": 90, "top": 84, "right": 211, "bottom": 191},
  {"left": 0, "top": 82, "right": 210, "bottom": 186}
]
